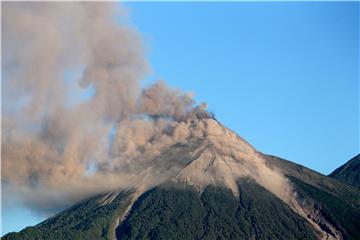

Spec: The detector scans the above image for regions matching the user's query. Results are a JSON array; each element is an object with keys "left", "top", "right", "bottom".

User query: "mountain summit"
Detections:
[
  {"left": 127, "top": 118, "right": 293, "bottom": 202},
  {"left": 4, "top": 118, "right": 360, "bottom": 240}
]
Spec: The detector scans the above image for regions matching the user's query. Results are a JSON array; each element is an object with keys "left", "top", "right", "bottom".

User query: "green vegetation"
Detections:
[
  {"left": 117, "top": 184, "right": 205, "bottom": 240},
  {"left": 3, "top": 191, "right": 132, "bottom": 240},
  {"left": 4, "top": 154, "right": 360, "bottom": 240},
  {"left": 265, "top": 154, "right": 360, "bottom": 209},
  {"left": 116, "top": 180, "right": 317, "bottom": 240},
  {"left": 290, "top": 176, "right": 360, "bottom": 240}
]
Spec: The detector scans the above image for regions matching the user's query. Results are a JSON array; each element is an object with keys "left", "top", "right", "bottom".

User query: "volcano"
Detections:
[{"left": 3, "top": 118, "right": 360, "bottom": 240}]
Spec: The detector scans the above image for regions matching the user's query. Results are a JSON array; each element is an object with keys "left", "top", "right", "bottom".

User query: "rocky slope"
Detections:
[{"left": 4, "top": 119, "right": 360, "bottom": 240}]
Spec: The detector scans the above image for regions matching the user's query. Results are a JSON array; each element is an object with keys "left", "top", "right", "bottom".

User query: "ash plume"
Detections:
[
  {"left": 2, "top": 2, "right": 204, "bottom": 212},
  {"left": 2, "top": 2, "right": 295, "bottom": 214}
]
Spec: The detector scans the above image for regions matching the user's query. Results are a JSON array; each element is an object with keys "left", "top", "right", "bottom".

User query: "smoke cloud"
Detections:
[
  {"left": 2, "top": 2, "right": 295, "bottom": 215},
  {"left": 2, "top": 2, "right": 199, "bottom": 212}
]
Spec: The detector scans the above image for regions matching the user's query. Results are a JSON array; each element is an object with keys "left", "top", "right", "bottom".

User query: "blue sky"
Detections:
[
  {"left": 2, "top": 1, "right": 359, "bottom": 236},
  {"left": 121, "top": 1, "right": 358, "bottom": 173}
]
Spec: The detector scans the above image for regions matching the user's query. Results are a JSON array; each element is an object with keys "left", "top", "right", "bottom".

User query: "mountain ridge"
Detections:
[
  {"left": 329, "top": 154, "right": 360, "bottom": 189},
  {"left": 3, "top": 119, "right": 360, "bottom": 240}
]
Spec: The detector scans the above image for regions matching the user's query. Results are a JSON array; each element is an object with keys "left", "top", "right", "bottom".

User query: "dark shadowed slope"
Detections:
[
  {"left": 329, "top": 154, "right": 360, "bottom": 189},
  {"left": 264, "top": 154, "right": 360, "bottom": 240},
  {"left": 264, "top": 154, "right": 360, "bottom": 209},
  {"left": 3, "top": 120, "right": 360, "bottom": 240},
  {"left": 3, "top": 191, "right": 133, "bottom": 240},
  {"left": 4, "top": 154, "right": 360, "bottom": 240},
  {"left": 115, "top": 180, "right": 317, "bottom": 240}
]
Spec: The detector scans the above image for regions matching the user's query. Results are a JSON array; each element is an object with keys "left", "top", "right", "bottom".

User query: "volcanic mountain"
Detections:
[{"left": 3, "top": 118, "right": 360, "bottom": 240}]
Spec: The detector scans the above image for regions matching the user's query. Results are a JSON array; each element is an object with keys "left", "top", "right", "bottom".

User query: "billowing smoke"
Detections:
[
  {"left": 2, "top": 2, "right": 201, "bottom": 212},
  {"left": 2, "top": 2, "right": 295, "bottom": 215}
]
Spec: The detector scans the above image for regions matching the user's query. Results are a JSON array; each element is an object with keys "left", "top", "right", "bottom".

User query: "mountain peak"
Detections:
[
  {"left": 173, "top": 118, "right": 256, "bottom": 196},
  {"left": 4, "top": 119, "right": 360, "bottom": 240},
  {"left": 124, "top": 117, "right": 294, "bottom": 210}
]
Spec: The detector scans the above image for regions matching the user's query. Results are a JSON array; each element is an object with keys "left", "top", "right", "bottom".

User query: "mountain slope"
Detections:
[
  {"left": 4, "top": 181, "right": 320, "bottom": 240},
  {"left": 3, "top": 119, "right": 360, "bottom": 240},
  {"left": 290, "top": 177, "right": 360, "bottom": 239},
  {"left": 116, "top": 180, "right": 317, "bottom": 240},
  {"left": 5, "top": 174, "right": 360, "bottom": 240},
  {"left": 264, "top": 154, "right": 360, "bottom": 209},
  {"left": 3, "top": 191, "right": 133, "bottom": 240},
  {"left": 329, "top": 154, "right": 360, "bottom": 189}
]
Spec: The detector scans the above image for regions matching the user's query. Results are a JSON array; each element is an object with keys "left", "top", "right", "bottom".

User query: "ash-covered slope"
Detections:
[
  {"left": 263, "top": 154, "right": 360, "bottom": 240},
  {"left": 4, "top": 119, "right": 360, "bottom": 240},
  {"left": 329, "top": 154, "right": 360, "bottom": 189}
]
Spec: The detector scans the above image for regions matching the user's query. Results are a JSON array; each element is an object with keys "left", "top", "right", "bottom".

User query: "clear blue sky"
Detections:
[
  {"left": 122, "top": 1, "right": 359, "bottom": 173},
  {"left": 2, "top": 2, "right": 359, "bottom": 236}
]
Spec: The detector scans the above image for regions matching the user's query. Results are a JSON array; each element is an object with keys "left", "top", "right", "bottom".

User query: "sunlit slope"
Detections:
[{"left": 4, "top": 122, "right": 360, "bottom": 240}]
